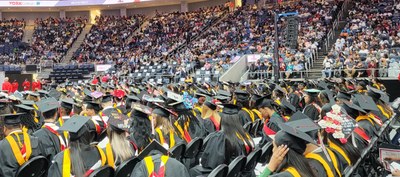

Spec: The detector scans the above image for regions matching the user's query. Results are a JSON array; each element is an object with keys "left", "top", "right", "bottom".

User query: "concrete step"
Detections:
[
  {"left": 22, "top": 25, "right": 35, "bottom": 43},
  {"left": 63, "top": 24, "right": 92, "bottom": 63}
]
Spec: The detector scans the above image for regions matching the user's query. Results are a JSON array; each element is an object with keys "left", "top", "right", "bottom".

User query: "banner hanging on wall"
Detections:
[{"left": 0, "top": 0, "right": 151, "bottom": 7}]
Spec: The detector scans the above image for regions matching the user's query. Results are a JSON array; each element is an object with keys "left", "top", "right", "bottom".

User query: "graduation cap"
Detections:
[
  {"left": 126, "top": 94, "right": 140, "bottom": 102},
  {"left": 21, "top": 100, "right": 35, "bottom": 106},
  {"left": 317, "top": 81, "right": 329, "bottom": 91},
  {"left": 26, "top": 91, "right": 39, "bottom": 97},
  {"left": 279, "top": 99, "right": 296, "bottom": 113},
  {"left": 221, "top": 104, "right": 240, "bottom": 115},
  {"left": 335, "top": 91, "right": 351, "bottom": 101},
  {"left": 195, "top": 88, "right": 211, "bottom": 98},
  {"left": 58, "top": 115, "right": 90, "bottom": 141},
  {"left": 86, "top": 102, "right": 102, "bottom": 112},
  {"left": 275, "top": 123, "right": 317, "bottom": 154},
  {"left": 217, "top": 90, "right": 232, "bottom": 97},
  {"left": 251, "top": 94, "right": 262, "bottom": 102},
  {"left": 352, "top": 94, "right": 379, "bottom": 112},
  {"left": 60, "top": 98, "right": 75, "bottom": 110},
  {"left": 137, "top": 140, "right": 168, "bottom": 160},
  {"left": 303, "top": 89, "right": 321, "bottom": 97},
  {"left": 254, "top": 96, "right": 274, "bottom": 109},
  {"left": 37, "top": 98, "right": 59, "bottom": 113},
  {"left": 15, "top": 104, "right": 35, "bottom": 113},
  {"left": 108, "top": 111, "right": 132, "bottom": 132},
  {"left": 342, "top": 101, "right": 366, "bottom": 114},
  {"left": 367, "top": 86, "right": 389, "bottom": 103},
  {"left": 2, "top": 113, "right": 24, "bottom": 125},
  {"left": 234, "top": 90, "right": 249, "bottom": 102},
  {"left": 287, "top": 111, "right": 319, "bottom": 132},
  {"left": 101, "top": 94, "right": 113, "bottom": 103},
  {"left": 37, "top": 90, "right": 49, "bottom": 97},
  {"left": 130, "top": 103, "right": 151, "bottom": 119},
  {"left": 214, "top": 95, "right": 230, "bottom": 103},
  {"left": 204, "top": 101, "right": 217, "bottom": 111},
  {"left": 152, "top": 103, "right": 171, "bottom": 118},
  {"left": 274, "top": 84, "right": 287, "bottom": 94},
  {"left": 48, "top": 90, "right": 62, "bottom": 100},
  {"left": 113, "top": 89, "right": 125, "bottom": 99}
]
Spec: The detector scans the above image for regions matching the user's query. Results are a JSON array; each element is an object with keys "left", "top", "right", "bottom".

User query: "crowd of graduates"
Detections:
[{"left": 0, "top": 74, "right": 397, "bottom": 177}]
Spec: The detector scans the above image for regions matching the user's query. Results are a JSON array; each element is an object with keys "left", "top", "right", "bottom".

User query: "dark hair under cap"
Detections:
[
  {"left": 204, "top": 101, "right": 217, "bottom": 111},
  {"left": 275, "top": 130, "right": 307, "bottom": 154}
]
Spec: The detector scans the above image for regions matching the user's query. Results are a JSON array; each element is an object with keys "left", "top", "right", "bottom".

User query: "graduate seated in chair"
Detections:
[
  {"left": 47, "top": 116, "right": 111, "bottom": 177},
  {"left": 0, "top": 113, "right": 45, "bottom": 177},
  {"left": 189, "top": 104, "right": 254, "bottom": 177}
]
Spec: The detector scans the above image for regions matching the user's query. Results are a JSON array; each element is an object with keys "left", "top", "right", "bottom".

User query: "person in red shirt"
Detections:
[
  {"left": 101, "top": 75, "right": 109, "bottom": 83},
  {"left": 91, "top": 76, "right": 99, "bottom": 85},
  {"left": 32, "top": 79, "right": 40, "bottom": 91},
  {"left": 2, "top": 77, "right": 12, "bottom": 93},
  {"left": 22, "top": 79, "right": 30, "bottom": 91},
  {"left": 11, "top": 80, "right": 18, "bottom": 93}
]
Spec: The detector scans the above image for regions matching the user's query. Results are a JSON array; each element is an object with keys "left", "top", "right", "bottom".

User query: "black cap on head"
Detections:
[
  {"left": 86, "top": 102, "right": 102, "bottom": 112},
  {"left": 195, "top": 88, "right": 211, "bottom": 98},
  {"left": 213, "top": 95, "right": 230, "bottom": 103},
  {"left": 367, "top": 86, "right": 389, "bottom": 103},
  {"left": 60, "top": 98, "right": 75, "bottom": 110},
  {"left": 101, "top": 94, "right": 113, "bottom": 103},
  {"left": 126, "top": 94, "right": 140, "bottom": 102},
  {"left": 254, "top": 96, "right": 275, "bottom": 109},
  {"left": 274, "top": 84, "right": 287, "bottom": 94},
  {"left": 20, "top": 100, "right": 35, "bottom": 106},
  {"left": 234, "top": 90, "right": 249, "bottom": 101},
  {"left": 352, "top": 94, "right": 379, "bottom": 112},
  {"left": 15, "top": 104, "right": 35, "bottom": 113},
  {"left": 2, "top": 113, "right": 23, "bottom": 125},
  {"left": 217, "top": 90, "right": 232, "bottom": 97},
  {"left": 58, "top": 115, "right": 90, "bottom": 141},
  {"left": 137, "top": 140, "right": 168, "bottom": 160},
  {"left": 221, "top": 104, "right": 240, "bottom": 115},
  {"left": 287, "top": 111, "right": 319, "bottom": 133},
  {"left": 38, "top": 90, "right": 49, "bottom": 98},
  {"left": 204, "top": 101, "right": 217, "bottom": 111},
  {"left": 280, "top": 99, "right": 296, "bottom": 113},
  {"left": 275, "top": 123, "right": 316, "bottom": 154},
  {"left": 152, "top": 103, "right": 171, "bottom": 118},
  {"left": 26, "top": 91, "right": 39, "bottom": 97},
  {"left": 108, "top": 112, "right": 132, "bottom": 132},
  {"left": 342, "top": 101, "right": 366, "bottom": 114},
  {"left": 335, "top": 91, "right": 351, "bottom": 101},
  {"left": 304, "top": 89, "right": 320, "bottom": 97},
  {"left": 130, "top": 103, "right": 151, "bottom": 119},
  {"left": 37, "top": 98, "right": 59, "bottom": 113}
]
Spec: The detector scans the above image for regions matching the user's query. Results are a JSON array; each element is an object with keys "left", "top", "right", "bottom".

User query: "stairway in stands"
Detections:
[
  {"left": 307, "top": 2, "right": 351, "bottom": 79},
  {"left": 63, "top": 24, "right": 92, "bottom": 63},
  {"left": 22, "top": 25, "right": 35, "bottom": 43}
]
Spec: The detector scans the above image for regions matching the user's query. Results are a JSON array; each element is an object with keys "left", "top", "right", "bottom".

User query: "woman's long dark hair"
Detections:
[
  {"left": 281, "top": 149, "right": 317, "bottom": 177},
  {"left": 129, "top": 115, "right": 152, "bottom": 150},
  {"left": 221, "top": 114, "right": 254, "bottom": 156},
  {"left": 20, "top": 111, "right": 40, "bottom": 132},
  {"left": 175, "top": 110, "right": 204, "bottom": 138},
  {"left": 325, "top": 132, "right": 361, "bottom": 164},
  {"left": 70, "top": 126, "right": 93, "bottom": 177}
]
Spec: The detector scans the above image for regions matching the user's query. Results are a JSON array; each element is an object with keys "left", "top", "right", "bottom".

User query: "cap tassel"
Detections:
[{"left": 351, "top": 132, "right": 357, "bottom": 148}]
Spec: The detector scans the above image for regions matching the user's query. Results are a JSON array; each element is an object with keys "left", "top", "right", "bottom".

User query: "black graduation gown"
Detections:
[
  {"left": 33, "top": 124, "right": 67, "bottom": 161},
  {"left": 259, "top": 113, "right": 284, "bottom": 147},
  {"left": 116, "top": 105, "right": 128, "bottom": 115},
  {"left": 131, "top": 152, "right": 190, "bottom": 177},
  {"left": 288, "top": 93, "right": 301, "bottom": 111},
  {"left": 356, "top": 115, "right": 379, "bottom": 139},
  {"left": 0, "top": 132, "right": 45, "bottom": 177},
  {"left": 306, "top": 150, "right": 340, "bottom": 177},
  {"left": 238, "top": 109, "right": 252, "bottom": 125},
  {"left": 154, "top": 129, "right": 185, "bottom": 149},
  {"left": 47, "top": 145, "right": 105, "bottom": 177},
  {"left": 303, "top": 104, "right": 320, "bottom": 121},
  {"left": 203, "top": 118, "right": 218, "bottom": 135},
  {"left": 269, "top": 171, "right": 294, "bottom": 177},
  {"left": 189, "top": 131, "right": 245, "bottom": 177}
]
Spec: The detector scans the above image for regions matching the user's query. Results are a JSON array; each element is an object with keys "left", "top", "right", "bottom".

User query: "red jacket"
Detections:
[
  {"left": 2, "top": 81, "right": 12, "bottom": 93},
  {"left": 32, "top": 81, "right": 40, "bottom": 91},
  {"left": 102, "top": 76, "right": 109, "bottom": 83},
  {"left": 23, "top": 81, "right": 30, "bottom": 91},
  {"left": 92, "top": 78, "right": 99, "bottom": 85},
  {"left": 12, "top": 82, "right": 18, "bottom": 93}
]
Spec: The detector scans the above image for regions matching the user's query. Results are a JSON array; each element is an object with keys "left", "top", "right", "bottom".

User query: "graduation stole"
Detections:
[
  {"left": 328, "top": 141, "right": 351, "bottom": 165},
  {"left": 98, "top": 111, "right": 109, "bottom": 127},
  {"left": 155, "top": 128, "right": 175, "bottom": 149},
  {"left": 91, "top": 118, "right": 102, "bottom": 135},
  {"left": 62, "top": 146, "right": 106, "bottom": 177},
  {"left": 209, "top": 115, "right": 220, "bottom": 131},
  {"left": 305, "top": 152, "right": 335, "bottom": 177},
  {"left": 372, "top": 83, "right": 380, "bottom": 90},
  {"left": 355, "top": 115, "right": 374, "bottom": 126},
  {"left": 377, "top": 105, "right": 391, "bottom": 119},
  {"left": 242, "top": 108, "right": 255, "bottom": 122},
  {"left": 192, "top": 106, "right": 202, "bottom": 117},
  {"left": 105, "top": 143, "right": 115, "bottom": 168},
  {"left": 6, "top": 131, "right": 32, "bottom": 166},
  {"left": 326, "top": 148, "right": 342, "bottom": 177},
  {"left": 174, "top": 119, "right": 192, "bottom": 143},
  {"left": 33, "top": 104, "right": 40, "bottom": 123},
  {"left": 235, "top": 132, "right": 253, "bottom": 154},
  {"left": 262, "top": 121, "right": 276, "bottom": 136},
  {"left": 275, "top": 99, "right": 281, "bottom": 105},
  {"left": 43, "top": 123, "right": 68, "bottom": 150},
  {"left": 58, "top": 118, "right": 71, "bottom": 145},
  {"left": 285, "top": 167, "right": 301, "bottom": 177},
  {"left": 354, "top": 127, "right": 371, "bottom": 143},
  {"left": 311, "top": 102, "right": 322, "bottom": 113},
  {"left": 144, "top": 155, "right": 169, "bottom": 177},
  {"left": 251, "top": 109, "right": 262, "bottom": 120},
  {"left": 367, "top": 113, "right": 383, "bottom": 126}
]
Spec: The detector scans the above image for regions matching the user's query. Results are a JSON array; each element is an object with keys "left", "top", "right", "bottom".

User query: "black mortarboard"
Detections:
[
  {"left": 213, "top": 95, "right": 230, "bottom": 103},
  {"left": 342, "top": 101, "right": 366, "bottom": 114},
  {"left": 317, "top": 81, "right": 329, "bottom": 91},
  {"left": 37, "top": 98, "right": 59, "bottom": 113},
  {"left": 101, "top": 94, "right": 113, "bottom": 103},
  {"left": 204, "top": 101, "right": 217, "bottom": 111},
  {"left": 86, "top": 102, "right": 102, "bottom": 112},
  {"left": 15, "top": 104, "right": 35, "bottom": 112},
  {"left": 251, "top": 94, "right": 262, "bottom": 102},
  {"left": 58, "top": 115, "right": 90, "bottom": 141},
  {"left": 38, "top": 90, "right": 49, "bottom": 97},
  {"left": 26, "top": 91, "right": 39, "bottom": 97},
  {"left": 60, "top": 98, "right": 75, "bottom": 110},
  {"left": 280, "top": 99, "right": 296, "bottom": 113},
  {"left": 287, "top": 111, "right": 319, "bottom": 132},
  {"left": 304, "top": 89, "right": 320, "bottom": 97},
  {"left": 275, "top": 123, "right": 316, "bottom": 154},
  {"left": 195, "top": 88, "right": 211, "bottom": 98},
  {"left": 48, "top": 90, "right": 62, "bottom": 100},
  {"left": 367, "top": 86, "right": 389, "bottom": 103},
  {"left": 21, "top": 100, "right": 35, "bottom": 106},
  {"left": 108, "top": 111, "right": 131, "bottom": 132},
  {"left": 126, "top": 94, "right": 140, "bottom": 102},
  {"left": 152, "top": 103, "right": 171, "bottom": 118},
  {"left": 274, "top": 84, "right": 287, "bottom": 94},
  {"left": 217, "top": 90, "right": 232, "bottom": 97},
  {"left": 137, "top": 140, "right": 168, "bottom": 160},
  {"left": 335, "top": 91, "right": 351, "bottom": 101},
  {"left": 234, "top": 90, "right": 249, "bottom": 102},
  {"left": 254, "top": 96, "right": 274, "bottom": 109},
  {"left": 130, "top": 103, "right": 151, "bottom": 119},
  {"left": 2, "top": 113, "right": 23, "bottom": 125},
  {"left": 352, "top": 94, "right": 379, "bottom": 112},
  {"left": 221, "top": 104, "right": 240, "bottom": 115}
]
